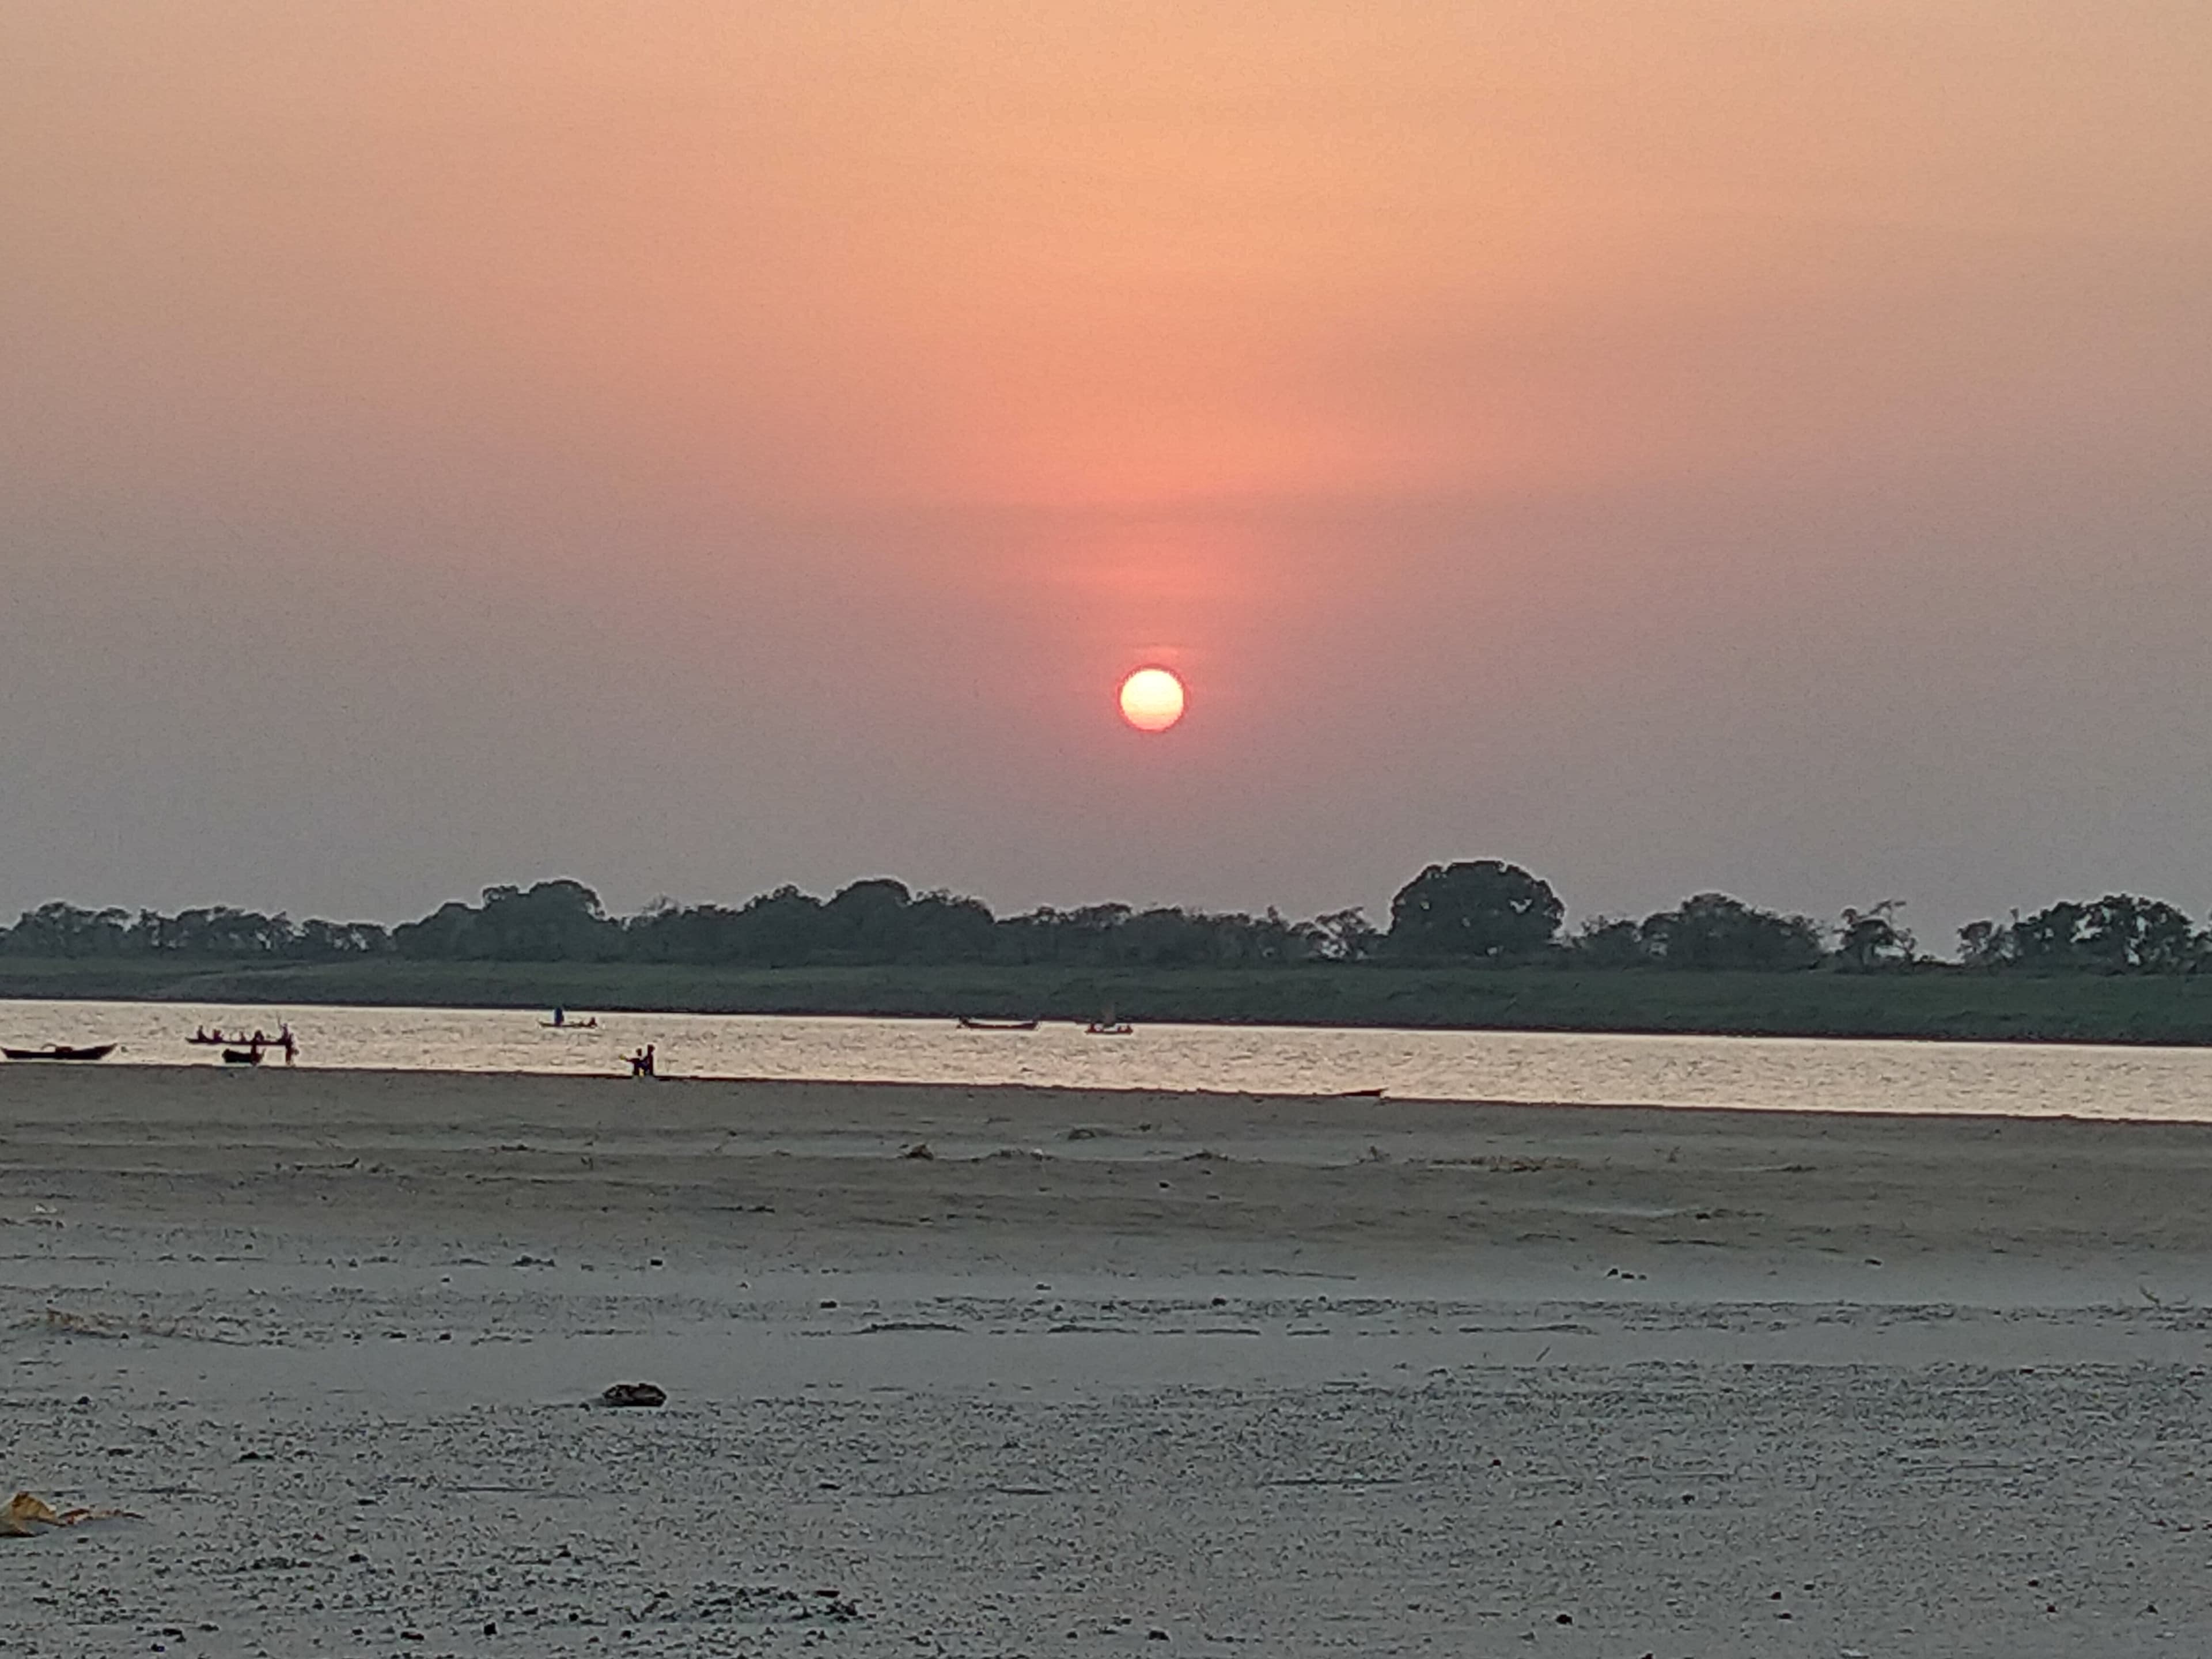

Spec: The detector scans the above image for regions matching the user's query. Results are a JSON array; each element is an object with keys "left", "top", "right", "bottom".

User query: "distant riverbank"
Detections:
[{"left": 2, "top": 956, "right": 2209, "bottom": 1046}]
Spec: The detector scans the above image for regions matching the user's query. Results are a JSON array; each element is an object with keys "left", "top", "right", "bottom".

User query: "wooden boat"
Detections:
[
  {"left": 957, "top": 1017, "right": 1039, "bottom": 1031},
  {"left": 2, "top": 1043, "right": 117, "bottom": 1062},
  {"left": 1084, "top": 1022, "right": 1134, "bottom": 1036},
  {"left": 220, "top": 1047, "right": 263, "bottom": 1066},
  {"left": 540, "top": 1018, "right": 599, "bottom": 1029}
]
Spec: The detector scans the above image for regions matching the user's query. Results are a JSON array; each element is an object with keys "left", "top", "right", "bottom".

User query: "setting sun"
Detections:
[{"left": 1118, "top": 667, "right": 1186, "bottom": 733}]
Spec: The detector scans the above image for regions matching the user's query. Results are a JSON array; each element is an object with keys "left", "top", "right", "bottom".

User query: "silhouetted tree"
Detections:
[
  {"left": 1835, "top": 901, "right": 1915, "bottom": 971},
  {"left": 393, "top": 899, "right": 479, "bottom": 959},
  {"left": 3, "top": 902, "right": 132, "bottom": 956},
  {"left": 1956, "top": 916, "right": 2014, "bottom": 968},
  {"left": 729, "top": 885, "right": 828, "bottom": 965},
  {"left": 821, "top": 878, "right": 914, "bottom": 960},
  {"left": 1115, "top": 906, "right": 1217, "bottom": 967},
  {"left": 391, "top": 880, "right": 617, "bottom": 961},
  {"left": 2008, "top": 900, "right": 2089, "bottom": 968},
  {"left": 160, "top": 905, "right": 293, "bottom": 956},
  {"left": 996, "top": 903, "right": 1135, "bottom": 965},
  {"left": 1567, "top": 915, "right": 1647, "bottom": 968},
  {"left": 905, "top": 891, "right": 997, "bottom": 962},
  {"left": 1639, "top": 893, "right": 1823, "bottom": 971},
  {"left": 623, "top": 901, "right": 738, "bottom": 963},
  {"left": 1387, "top": 861, "right": 1564, "bottom": 961},
  {"left": 479, "top": 881, "right": 617, "bottom": 960},
  {"left": 1312, "top": 907, "right": 1382, "bottom": 963},
  {"left": 2005, "top": 894, "right": 2202, "bottom": 973},
  {"left": 291, "top": 918, "right": 391, "bottom": 957},
  {"left": 60, "top": 866, "right": 2212, "bottom": 984},
  {"left": 2080, "top": 894, "right": 2200, "bottom": 972}
]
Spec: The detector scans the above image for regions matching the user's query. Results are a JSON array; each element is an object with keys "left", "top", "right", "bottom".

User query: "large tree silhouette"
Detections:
[{"left": 1387, "top": 860, "right": 1563, "bottom": 960}]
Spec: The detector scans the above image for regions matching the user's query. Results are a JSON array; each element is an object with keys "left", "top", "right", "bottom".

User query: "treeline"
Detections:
[{"left": 1, "top": 862, "right": 2206, "bottom": 974}]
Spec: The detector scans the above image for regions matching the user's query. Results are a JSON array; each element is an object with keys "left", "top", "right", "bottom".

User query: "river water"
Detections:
[{"left": 3, "top": 996, "right": 2210, "bottom": 1122}]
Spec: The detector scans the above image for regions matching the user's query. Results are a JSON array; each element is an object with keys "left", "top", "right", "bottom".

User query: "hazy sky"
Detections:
[{"left": 5, "top": 2, "right": 2209, "bottom": 941}]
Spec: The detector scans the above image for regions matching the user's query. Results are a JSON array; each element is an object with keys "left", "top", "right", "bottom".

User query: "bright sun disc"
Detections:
[{"left": 1118, "top": 666, "right": 1186, "bottom": 732}]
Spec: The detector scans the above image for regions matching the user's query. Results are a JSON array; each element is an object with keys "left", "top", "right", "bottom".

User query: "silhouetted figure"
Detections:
[
  {"left": 278, "top": 1024, "right": 297, "bottom": 1065},
  {"left": 627, "top": 1043, "right": 657, "bottom": 1078}
]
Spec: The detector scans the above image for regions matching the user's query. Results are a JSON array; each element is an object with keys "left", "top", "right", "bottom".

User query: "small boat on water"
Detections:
[
  {"left": 220, "top": 1047, "right": 263, "bottom": 1066},
  {"left": 540, "top": 1018, "right": 600, "bottom": 1029},
  {"left": 2, "top": 1043, "right": 118, "bottom": 1062},
  {"left": 957, "top": 1017, "right": 1040, "bottom": 1031},
  {"left": 1084, "top": 1021, "right": 1134, "bottom": 1036}
]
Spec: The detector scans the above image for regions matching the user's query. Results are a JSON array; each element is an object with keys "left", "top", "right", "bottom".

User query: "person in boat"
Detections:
[
  {"left": 627, "top": 1043, "right": 657, "bottom": 1078},
  {"left": 194, "top": 1025, "right": 208, "bottom": 1043},
  {"left": 278, "top": 1024, "right": 297, "bottom": 1064},
  {"left": 250, "top": 1027, "right": 268, "bottom": 1048},
  {"left": 551, "top": 1007, "right": 566, "bottom": 1027}
]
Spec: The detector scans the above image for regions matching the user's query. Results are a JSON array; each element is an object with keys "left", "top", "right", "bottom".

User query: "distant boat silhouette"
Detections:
[
  {"left": 221, "top": 1047, "right": 262, "bottom": 1066},
  {"left": 2, "top": 1043, "right": 116, "bottom": 1062},
  {"left": 957, "top": 1017, "right": 1039, "bottom": 1031}
]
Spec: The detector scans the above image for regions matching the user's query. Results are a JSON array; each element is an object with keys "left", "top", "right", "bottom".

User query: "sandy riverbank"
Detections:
[{"left": 5, "top": 1066, "right": 2212, "bottom": 1655}]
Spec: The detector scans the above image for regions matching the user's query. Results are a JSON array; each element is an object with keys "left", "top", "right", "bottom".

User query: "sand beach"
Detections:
[{"left": 5, "top": 1065, "right": 2212, "bottom": 1655}]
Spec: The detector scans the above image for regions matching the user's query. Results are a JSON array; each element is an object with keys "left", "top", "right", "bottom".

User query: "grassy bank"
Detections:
[{"left": 1, "top": 957, "right": 2209, "bottom": 1046}]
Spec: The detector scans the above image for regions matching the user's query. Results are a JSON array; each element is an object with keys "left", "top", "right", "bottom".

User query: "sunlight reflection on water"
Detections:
[{"left": 3, "top": 997, "right": 2211, "bottom": 1121}]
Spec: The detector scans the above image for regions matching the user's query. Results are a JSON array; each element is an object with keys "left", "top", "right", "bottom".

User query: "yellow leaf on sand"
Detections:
[
  {"left": 1, "top": 1491, "right": 139, "bottom": 1537},
  {"left": 1, "top": 1494, "right": 63, "bottom": 1536}
]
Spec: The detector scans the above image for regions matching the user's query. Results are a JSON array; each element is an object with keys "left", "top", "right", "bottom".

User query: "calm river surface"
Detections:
[{"left": 3, "top": 997, "right": 2211, "bottom": 1122}]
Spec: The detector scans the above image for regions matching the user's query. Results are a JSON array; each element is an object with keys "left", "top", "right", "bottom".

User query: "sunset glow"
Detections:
[
  {"left": 7, "top": 14, "right": 2212, "bottom": 1628},
  {"left": 3, "top": 5, "right": 2209, "bottom": 930},
  {"left": 1118, "top": 668, "right": 1187, "bottom": 733}
]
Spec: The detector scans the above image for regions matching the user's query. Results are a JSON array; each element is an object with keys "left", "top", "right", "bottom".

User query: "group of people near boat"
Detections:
[
  {"left": 181, "top": 1013, "right": 661, "bottom": 1076},
  {"left": 549, "top": 1007, "right": 659, "bottom": 1077},
  {"left": 191, "top": 1024, "right": 297, "bottom": 1062}
]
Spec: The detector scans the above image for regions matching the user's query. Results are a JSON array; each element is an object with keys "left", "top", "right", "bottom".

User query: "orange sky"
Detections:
[{"left": 3, "top": 2, "right": 2210, "bottom": 927}]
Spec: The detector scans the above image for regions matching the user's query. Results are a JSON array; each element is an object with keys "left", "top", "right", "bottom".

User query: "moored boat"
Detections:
[
  {"left": 220, "top": 1047, "right": 263, "bottom": 1066},
  {"left": 957, "top": 1017, "right": 1040, "bottom": 1031},
  {"left": 2, "top": 1043, "right": 118, "bottom": 1062}
]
